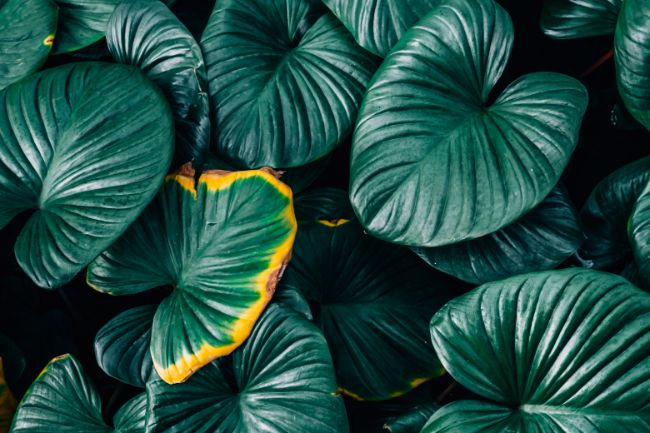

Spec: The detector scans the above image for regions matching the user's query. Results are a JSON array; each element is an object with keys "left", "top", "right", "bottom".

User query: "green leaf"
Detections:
[
  {"left": 322, "top": 0, "right": 441, "bottom": 57},
  {"left": 579, "top": 156, "right": 650, "bottom": 269},
  {"left": 0, "top": 0, "right": 58, "bottom": 91},
  {"left": 53, "top": 0, "right": 121, "bottom": 54},
  {"left": 541, "top": 0, "right": 622, "bottom": 39},
  {"left": 113, "top": 393, "right": 146, "bottom": 433},
  {"left": 107, "top": 0, "right": 210, "bottom": 166},
  {"left": 201, "top": 0, "right": 379, "bottom": 168},
  {"left": 630, "top": 182, "right": 650, "bottom": 286},
  {"left": 278, "top": 155, "right": 331, "bottom": 194},
  {"left": 278, "top": 217, "right": 457, "bottom": 400},
  {"left": 146, "top": 304, "right": 348, "bottom": 433},
  {"left": 0, "top": 62, "right": 174, "bottom": 288},
  {"left": 294, "top": 188, "right": 355, "bottom": 222},
  {"left": 426, "top": 269, "right": 650, "bottom": 432},
  {"left": 413, "top": 185, "right": 584, "bottom": 284},
  {"left": 382, "top": 402, "right": 439, "bottom": 433},
  {"left": 615, "top": 0, "right": 650, "bottom": 131},
  {"left": 87, "top": 166, "right": 297, "bottom": 384},
  {"left": 94, "top": 305, "right": 155, "bottom": 388},
  {"left": 350, "top": 0, "right": 588, "bottom": 247},
  {"left": 10, "top": 354, "right": 146, "bottom": 433}
]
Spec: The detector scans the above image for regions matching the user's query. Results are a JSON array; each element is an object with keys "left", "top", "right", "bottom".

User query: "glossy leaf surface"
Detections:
[
  {"left": 10, "top": 354, "right": 145, "bottom": 432},
  {"left": 0, "top": 62, "right": 174, "bottom": 288},
  {"left": 541, "top": 0, "right": 622, "bottom": 39},
  {"left": 88, "top": 167, "right": 297, "bottom": 384},
  {"left": 578, "top": 156, "right": 650, "bottom": 269},
  {"left": 0, "top": 0, "right": 57, "bottom": 91},
  {"left": 350, "top": 0, "right": 588, "bottom": 247},
  {"left": 279, "top": 217, "right": 455, "bottom": 400},
  {"left": 94, "top": 305, "right": 155, "bottom": 388},
  {"left": 322, "top": 0, "right": 441, "bottom": 57},
  {"left": 146, "top": 305, "right": 348, "bottom": 433},
  {"left": 615, "top": 0, "right": 650, "bottom": 131},
  {"left": 53, "top": 0, "right": 121, "bottom": 53},
  {"left": 414, "top": 185, "right": 583, "bottom": 284},
  {"left": 426, "top": 269, "right": 650, "bottom": 432},
  {"left": 201, "top": 0, "right": 378, "bottom": 168},
  {"left": 107, "top": 0, "right": 210, "bottom": 165}
]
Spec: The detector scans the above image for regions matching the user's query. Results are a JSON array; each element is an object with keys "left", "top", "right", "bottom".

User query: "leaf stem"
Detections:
[{"left": 580, "top": 48, "right": 614, "bottom": 78}]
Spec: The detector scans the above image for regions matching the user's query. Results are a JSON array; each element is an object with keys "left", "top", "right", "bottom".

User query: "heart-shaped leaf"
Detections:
[
  {"left": 615, "top": 0, "right": 650, "bottom": 131},
  {"left": 322, "top": 0, "right": 441, "bottom": 57},
  {"left": 579, "top": 156, "right": 650, "bottom": 269},
  {"left": 0, "top": 0, "right": 57, "bottom": 91},
  {"left": 278, "top": 201, "right": 457, "bottom": 400},
  {"left": 107, "top": 0, "right": 210, "bottom": 166},
  {"left": 87, "top": 165, "right": 297, "bottom": 384},
  {"left": 0, "top": 62, "right": 174, "bottom": 288},
  {"left": 413, "top": 185, "right": 583, "bottom": 284},
  {"left": 94, "top": 305, "right": 155, "bottom": 388},
  {"left": 424, "top": 268, "right": 650, "bottom": 432},
  {"left": 146, "top": 304, "right": 348, "bottom": 433},
  {"left": 10, "top": 354, "right": 146, "bottom": 432},
  {"left": 541, "top": 0, "right": 622, "bottom": 39},
  {"left": 53, "top": 0, "right": 121, "bottom": 53},
  {"left": 201, "top": 0, "right": 378, "bottom": 168},
  {"left": 350, "top": 0, "right": 588, "bottom": 247}
]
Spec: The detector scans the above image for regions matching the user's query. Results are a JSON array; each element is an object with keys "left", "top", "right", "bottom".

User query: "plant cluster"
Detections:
[{"left": 0, "top": 0, "right": 649, "bottom": 432}]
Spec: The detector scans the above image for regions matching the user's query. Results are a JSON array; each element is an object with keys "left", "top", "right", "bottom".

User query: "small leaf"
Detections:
[
  {"left": 94, "top": 305, "right": 155, "bottom": 388},
  {"left": 382, "top": 402, "right": 439, "bottom": 433},
  {"left": 146, "top": 305, "right": 348, "bottom": 433},
  {"left": 541, "top": 0, "right": 622, "bottom": 39},
  {"left": 350, "top": 0, "right": 588, "bottom": 247},
  {"left": 630, "top": 182, "right": 650, "bottom": 286},
  {"left": 113, "top": 393, "right": 146, "bottom": 433},
  {"left": 579, "top": 156, "right": 650, "bottom": 269},
  {"left": 201, "top": 0, "right": 379, "bottom": 168}
]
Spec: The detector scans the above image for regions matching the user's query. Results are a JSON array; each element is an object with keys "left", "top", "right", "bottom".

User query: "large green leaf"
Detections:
[
  {"left": 107, "top": 0, "right": 210, "bottom": 166},
  {"left": 201, "top": 0, "right": 378, "bottom": 168},
  {"left": 52, "top": 0, "right": 121, "bottom": 54},
  {"left": 424, "top": 269, "right": 650, "bottom": 432},
  {"left": 95, "top": 305, "right": 155, "bottom": 388},
  {"left": 146, "top": 304, "right": 348, "bottom": 433},
  {"left": 0, "top": 62, "right": 174, "bottom": 288},
  {"left": 541, "top": 0, "right": 622, "bottom": 39},
  {"left": 278, "top": 215, "right": 457, "bottom": 400},
  {"left": 0, "top": 0, "right": 57, "bottom": 91},
  {"left": 413, "top": 185, "right": 583, "bottom": 284},
  {"left": 350, "top": 0, "right": 588, "bottom": 247},
  {"left": 578, "top": 156, "right": 650, "bottom": 269},
  {"left": 630, "top": 182, "right": 650, "bottom": 286},
  {"left": 322, "top": 0, "right": 441, "bottom": 57},
  {"left": 9, "top": 354, "right": 146, "bottom": 432},
  {"left": 87, "top": 166, "right": 297, "bottom": 384},
  {"left": 615, "top": 0, "right": 650, "bottom": 131}
]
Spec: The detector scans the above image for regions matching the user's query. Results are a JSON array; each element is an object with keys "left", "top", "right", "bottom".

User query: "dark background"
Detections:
[{"left": 0, "top": 0, "right": 647, "bottom": 430}]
